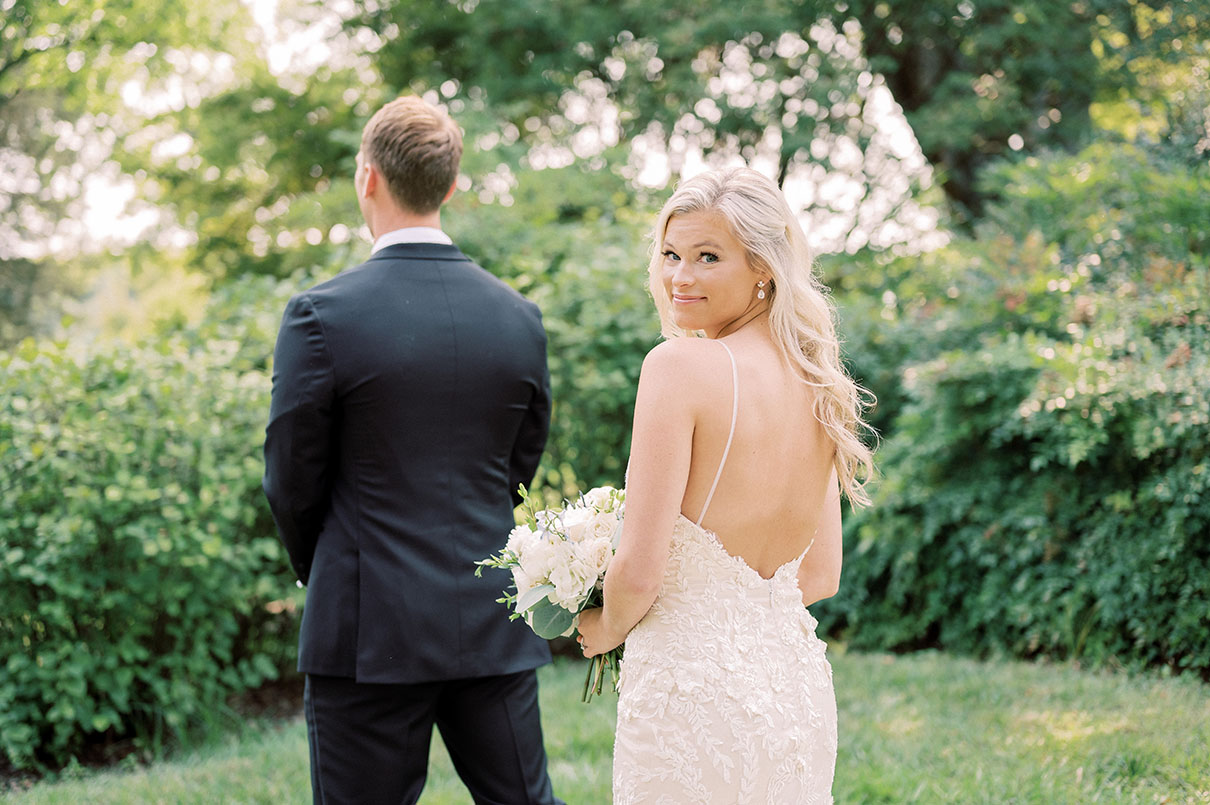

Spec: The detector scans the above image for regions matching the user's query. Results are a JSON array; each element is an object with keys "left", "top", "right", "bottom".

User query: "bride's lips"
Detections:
[{"left": 672, "top": 294, "right": 704, "bottom": 304}]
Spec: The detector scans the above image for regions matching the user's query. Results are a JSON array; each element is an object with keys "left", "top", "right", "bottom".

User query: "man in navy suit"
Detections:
[{"left": 263, "top": 94, "right": 561, "bottom": 804}]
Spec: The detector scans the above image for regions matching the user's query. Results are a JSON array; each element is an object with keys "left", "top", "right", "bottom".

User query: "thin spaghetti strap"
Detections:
[{"left": 696, "top": 340, "right": 738, "bottom": 527}]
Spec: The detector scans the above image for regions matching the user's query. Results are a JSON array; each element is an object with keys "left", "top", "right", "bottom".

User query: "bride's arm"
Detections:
[
  {"left": 578, "top": 340, "right": 699, "bottom": 657},
  {"left": 798, "top": 470, "right": 842, "bottom": 607}
]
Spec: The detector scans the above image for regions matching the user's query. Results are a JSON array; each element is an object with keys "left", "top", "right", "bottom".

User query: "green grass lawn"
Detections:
[{"left": 5, "top": 650, "right": 1209, "bottom": 804}]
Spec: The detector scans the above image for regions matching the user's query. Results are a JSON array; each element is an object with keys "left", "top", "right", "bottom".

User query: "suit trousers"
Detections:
[{"left": 304, "top": 669, "right": 562, "bottom": 805}]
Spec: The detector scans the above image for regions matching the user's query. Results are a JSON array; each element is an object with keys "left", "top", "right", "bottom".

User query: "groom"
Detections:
[{"left": 263, "top": 95, "right": 560, "bottom": 804}]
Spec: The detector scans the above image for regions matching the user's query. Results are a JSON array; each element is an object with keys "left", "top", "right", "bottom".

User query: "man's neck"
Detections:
[{"left": 367, "top": 208, "right": 442, "bottom": 240}]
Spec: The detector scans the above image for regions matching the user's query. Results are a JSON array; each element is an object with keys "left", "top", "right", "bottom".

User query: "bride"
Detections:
[{"left": 576, "top": 167, "right": 874, "bottom": 803}]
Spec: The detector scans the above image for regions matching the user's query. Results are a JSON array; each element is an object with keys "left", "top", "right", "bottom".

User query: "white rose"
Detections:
[
  {"left": 581, "top": 486, "right": 616, "bottom": 510},
  {"left": 517, "top": 535, "right": 557, "bottom": 583},
  {"left": 560, "top": 505, "right": 593, "bottom": 542},
  {"left": 548, "top": 542, "right": 596, "bottom": 609},
  {"left": 585, "top": 511, "right": 618, "bottom": 543},
  {"left": 567, "top": 552, "right": 597, "bottom": 587},
  {"left": 576, "top": 535, "right": 614, "bottom": 580},
  {"left": 546, "top": 565, "right": 575, "bottom": 609}
]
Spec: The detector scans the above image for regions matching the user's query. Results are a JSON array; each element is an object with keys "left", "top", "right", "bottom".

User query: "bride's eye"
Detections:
[
  {"left": 700, "top": 251, "right": 719, "bottom": 264},
  {"left": 662, "top": 249, "right": 681, "bottom": 262}
]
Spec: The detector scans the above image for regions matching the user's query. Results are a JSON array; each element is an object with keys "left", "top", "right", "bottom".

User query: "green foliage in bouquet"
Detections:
[{"left": 818, "top": 141, "right": 1210, "bottom": 677}]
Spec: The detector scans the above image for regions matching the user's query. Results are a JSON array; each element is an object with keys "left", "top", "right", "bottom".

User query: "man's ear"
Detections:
[
  {"left": 442, "top": 178, "right": 457, "bottom": 204},
  {"left": 361, "top": 162, "right": 379, "bottom": 198}
]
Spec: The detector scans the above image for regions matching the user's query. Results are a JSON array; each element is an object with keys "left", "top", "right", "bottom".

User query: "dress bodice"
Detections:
[
  {"left": 613, "top": 516, "right": 836, "bottom": 804},
  {"left": 641, "top": 514, "right": 814, "bottom": 629}
]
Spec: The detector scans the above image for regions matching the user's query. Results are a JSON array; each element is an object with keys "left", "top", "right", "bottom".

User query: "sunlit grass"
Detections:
[
  {"left": 7, "top": 652, "right": 1209, "bottom": 803},
  {"left": 832, "top": 649, "right": 1210, "bottom": 803}
]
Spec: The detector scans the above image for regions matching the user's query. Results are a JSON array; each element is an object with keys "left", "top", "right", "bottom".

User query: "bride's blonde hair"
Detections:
[{"left": 647, "top": 167, "right": 875, "bottom": 506}]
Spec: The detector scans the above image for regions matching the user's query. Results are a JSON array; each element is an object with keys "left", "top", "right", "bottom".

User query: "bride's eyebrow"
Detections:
[{"left": 663, "top": 239, "right": 723, "bottom": 251}]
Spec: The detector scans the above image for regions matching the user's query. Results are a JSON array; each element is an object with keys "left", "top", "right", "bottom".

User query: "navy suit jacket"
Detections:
[{"left": 263, "top": 242, "right": 553, "bottom": 683}]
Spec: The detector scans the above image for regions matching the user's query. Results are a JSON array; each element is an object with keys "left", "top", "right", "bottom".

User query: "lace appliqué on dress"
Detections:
[{"left": 612, "top": 516, "right": 837, "bottom": 804}]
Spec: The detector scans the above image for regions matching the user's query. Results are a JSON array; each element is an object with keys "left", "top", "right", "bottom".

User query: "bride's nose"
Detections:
[{"left": 669, "top": 262, "right": 694, "bottom": 288}]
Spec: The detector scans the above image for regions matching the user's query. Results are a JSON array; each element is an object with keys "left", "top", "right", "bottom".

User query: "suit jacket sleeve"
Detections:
[
  {"left": 509, "top": 309, "right": 552, "bottom": 507},
  {"left": 262, "top": 293, "right": 336, "bottom": 584}
]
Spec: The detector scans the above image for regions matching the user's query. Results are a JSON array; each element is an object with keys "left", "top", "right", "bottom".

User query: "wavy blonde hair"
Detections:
[{"left": 647, "top": 167, "right": 875, "bottom": 506}]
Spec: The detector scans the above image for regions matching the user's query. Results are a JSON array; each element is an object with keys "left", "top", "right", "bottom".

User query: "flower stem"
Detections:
[{"left": 582, "top": 656, "right": 598, "bottom": 703}]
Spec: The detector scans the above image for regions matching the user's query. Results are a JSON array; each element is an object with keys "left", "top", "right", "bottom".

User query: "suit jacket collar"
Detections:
[
  {"left": 364, "top": 242, "right": 471, "bottom": 263},
  {"left": 371, "top": 226, "right": 453, "bottom": 253}
]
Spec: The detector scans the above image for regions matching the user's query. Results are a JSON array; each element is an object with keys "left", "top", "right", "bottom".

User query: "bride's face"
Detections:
[{"left": 660, "top": 210, "right": 765, "bottom": 338}]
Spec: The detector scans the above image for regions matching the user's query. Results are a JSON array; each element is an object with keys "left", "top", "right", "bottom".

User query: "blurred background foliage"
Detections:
[{"left": 1, "top": 0, "right": 1207, "bottom": 771}]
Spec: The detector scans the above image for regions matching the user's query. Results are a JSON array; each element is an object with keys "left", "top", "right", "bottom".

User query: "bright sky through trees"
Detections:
[{"left": 77, "top": 0, "right": 943, "bottom": 259}]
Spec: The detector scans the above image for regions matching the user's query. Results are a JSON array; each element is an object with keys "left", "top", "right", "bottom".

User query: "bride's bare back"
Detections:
[{"left": 681, "top": 329, "right": 840, "bottom": 580}]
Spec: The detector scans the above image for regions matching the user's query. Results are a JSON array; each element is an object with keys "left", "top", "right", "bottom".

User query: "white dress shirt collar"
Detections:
[{"left": 370, "top": 226, "right": 453, "bottom": 255}]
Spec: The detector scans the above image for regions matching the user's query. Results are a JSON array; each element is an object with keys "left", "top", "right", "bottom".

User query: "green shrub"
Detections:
[
  {"left": 522, "top": 244, "right": 661, "bottom": 498},
  {"left": 823, "top": 305, "right": 1210, "bottom": 670},
  {"left": 979, "top": 141, "right": 1210, "bottom": 280},
  {"left": 0, "top": 333, "right": 299, "bottom": 771},
  {"left": 447, "top": 164, "right": 663, "bottom": 499},
  {"left": 819, "top": 141, "right": 1210, "bottom": 677}
]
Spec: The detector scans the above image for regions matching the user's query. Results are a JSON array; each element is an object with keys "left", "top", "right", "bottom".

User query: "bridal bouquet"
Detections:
[{"left": 476, "top": 484, "right": 624, "bottom": 702}]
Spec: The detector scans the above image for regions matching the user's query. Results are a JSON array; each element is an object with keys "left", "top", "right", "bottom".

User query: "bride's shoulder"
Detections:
[
  {"left": 643, "top": 336, "right": 723, "bottom": 366},
  {"left": 639, "top": 338, "right": 727, "bottom": 390}
]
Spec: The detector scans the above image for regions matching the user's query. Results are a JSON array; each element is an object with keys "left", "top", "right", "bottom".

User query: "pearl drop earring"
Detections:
[{"left": 757, "top": 280, "right": 767, "bottom": 300}]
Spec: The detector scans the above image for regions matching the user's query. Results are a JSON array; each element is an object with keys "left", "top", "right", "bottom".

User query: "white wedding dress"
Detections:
[{"left": 613, "top": 341, "right": 837, "bottom": 804}]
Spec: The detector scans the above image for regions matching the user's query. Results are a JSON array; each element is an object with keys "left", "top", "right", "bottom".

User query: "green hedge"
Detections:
[
  {"left": 0, "top": 332, "right": 299, "bottom": 770},
  {"left": 822, "top": 311, "right": 1210, "bottom": 673},
  {"left": 819, "top": 142, "right": 1210, "bottom": 677}
]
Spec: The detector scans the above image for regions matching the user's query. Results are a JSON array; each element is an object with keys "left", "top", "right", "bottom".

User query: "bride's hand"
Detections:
[{"left": 576, "top": 607, "right": 623, "bottom": 658}]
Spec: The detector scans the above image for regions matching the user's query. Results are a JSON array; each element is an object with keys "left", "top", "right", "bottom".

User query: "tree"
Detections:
[
  {"left": 338, "top": 0, "right": 938, "bottom": 254},
  {"left": 336, "top": 0, "right": 1209, "bottom": 227},
  {"left": 115, "top": 64, "right": 369, "bottom": 281},
  {"left": 847, "top": 0, "right": 1209, "bottom": 221},
  {"left": 0, "top": 0, "right": 256, "bottom": 343}
]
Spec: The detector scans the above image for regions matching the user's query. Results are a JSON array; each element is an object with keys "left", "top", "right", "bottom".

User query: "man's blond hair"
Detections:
[{"left": 361, "top": 96, "right": 463, "bottom": 214}]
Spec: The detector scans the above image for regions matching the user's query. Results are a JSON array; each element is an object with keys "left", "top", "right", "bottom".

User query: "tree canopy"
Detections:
[
  {"left": 4, "top": 0, "right": 1203, "bottom": 332},
  {"left": 340, "top": 0, "right": 1208, "bottom": 220}
]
